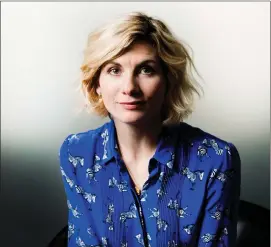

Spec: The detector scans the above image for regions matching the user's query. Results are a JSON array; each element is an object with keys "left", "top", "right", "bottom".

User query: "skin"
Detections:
[{"left": 96, "top": 41, "right": 167, "bottom": 190}]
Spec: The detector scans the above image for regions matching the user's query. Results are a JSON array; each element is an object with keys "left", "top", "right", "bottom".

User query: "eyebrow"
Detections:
[{"left": 105, "top": 59, "right": 158, "bottom": 69}]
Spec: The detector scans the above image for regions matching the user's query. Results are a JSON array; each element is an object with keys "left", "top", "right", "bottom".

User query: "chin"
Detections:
[{"left": 113, "top": 111, "right": 151, "bottom": 125}]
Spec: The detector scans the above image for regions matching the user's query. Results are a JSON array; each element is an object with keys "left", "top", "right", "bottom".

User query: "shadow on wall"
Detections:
[{"left": 1, "top": 152, "right": 68, "bottom": 247}]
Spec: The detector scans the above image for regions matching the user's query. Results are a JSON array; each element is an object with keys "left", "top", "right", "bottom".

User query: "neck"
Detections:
[{"left": 113, "top": 118, "right": 163, "bottom": 164}]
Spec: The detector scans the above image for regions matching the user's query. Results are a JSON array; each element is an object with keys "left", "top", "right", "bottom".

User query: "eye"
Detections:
[
  {"left": 140, "top": 66, "right": 155, "bottom": 75},
  {"left": 108, "top": 67, "right": 121, "bottom": 76}
]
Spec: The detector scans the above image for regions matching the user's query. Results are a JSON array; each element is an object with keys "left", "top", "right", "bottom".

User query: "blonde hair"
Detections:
[{"left": 80, "top": 11, "right": 203, "bottom": 124}]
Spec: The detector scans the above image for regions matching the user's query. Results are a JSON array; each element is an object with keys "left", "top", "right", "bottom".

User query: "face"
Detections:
[{"left": 97, "top": 41, "right": 167, "bottom": 126}]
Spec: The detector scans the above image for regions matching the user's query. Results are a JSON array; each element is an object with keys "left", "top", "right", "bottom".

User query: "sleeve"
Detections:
[
  {"left": 58, "top": 135, "right": 82, "bottom": 246},
  {"left": 197, "top": 142, "right": 241, "bottom": 247}
]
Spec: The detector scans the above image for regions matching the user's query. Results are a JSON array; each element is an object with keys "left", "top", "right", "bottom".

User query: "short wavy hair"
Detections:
[{"left": 80, "top": 11, "right": 203, "bottom": 124}]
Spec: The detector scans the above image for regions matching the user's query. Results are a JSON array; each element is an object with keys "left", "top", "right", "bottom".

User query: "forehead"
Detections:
[{"left": 112, "top": 41, "right": 158, "bottom": 64}]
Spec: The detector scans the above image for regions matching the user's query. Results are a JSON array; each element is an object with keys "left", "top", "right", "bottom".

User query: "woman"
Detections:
[{"left": 59, "top": 12, "right": 241, "bottom": 247}]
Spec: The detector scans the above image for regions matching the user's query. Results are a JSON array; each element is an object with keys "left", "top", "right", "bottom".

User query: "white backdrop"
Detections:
[{"left": 1, "top": 2, "right": 270, "bottom": 247}]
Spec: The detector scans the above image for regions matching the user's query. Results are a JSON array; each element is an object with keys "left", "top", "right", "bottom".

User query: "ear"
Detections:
[{"left": 96, "top": 86, "right": 101, "bottom": 95}]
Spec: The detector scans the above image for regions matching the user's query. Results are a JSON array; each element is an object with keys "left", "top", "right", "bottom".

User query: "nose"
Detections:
[{"left": 121, "top": 74, "right": 141, "bottom": 96}]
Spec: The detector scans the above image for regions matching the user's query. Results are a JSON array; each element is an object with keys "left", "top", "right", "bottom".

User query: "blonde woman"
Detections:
[{"left": 59, "top": 12, "right": 241, "bottom": 247}]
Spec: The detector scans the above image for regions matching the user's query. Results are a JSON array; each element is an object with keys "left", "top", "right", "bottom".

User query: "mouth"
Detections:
[
  {"left": 119, "top": 101, "right": 146, "bottom": 110},
  {"left": 119, "top": 101, "right": 145, "bottom": 105}
]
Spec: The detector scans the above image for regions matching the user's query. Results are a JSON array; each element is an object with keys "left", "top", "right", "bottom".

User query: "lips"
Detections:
[
  {"left": 119, "top": 101, "right": 145, "bottom": 110},
  {"left": 119, "top": 101, "right": 145, "bottom": 105}
]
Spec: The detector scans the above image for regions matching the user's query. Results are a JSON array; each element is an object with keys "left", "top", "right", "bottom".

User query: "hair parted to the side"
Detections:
[{"left": 80, "top": 11, "right": 203, "bottom": 125}]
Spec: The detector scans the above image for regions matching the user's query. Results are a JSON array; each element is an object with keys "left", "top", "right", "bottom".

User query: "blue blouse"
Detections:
[{"left": 59, "top": 120, "right": 241, "bottom": 247}]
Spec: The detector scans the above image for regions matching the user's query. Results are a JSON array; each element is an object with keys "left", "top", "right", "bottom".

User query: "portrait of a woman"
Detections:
[{"left": 59, "top": 11, "right": 241, "bottom": 247}]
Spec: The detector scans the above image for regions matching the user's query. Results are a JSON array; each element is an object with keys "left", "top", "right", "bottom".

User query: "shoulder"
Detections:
[
  {"left": 59, "top": 121, "right": 110, "bottom": 157},
  {"left": 173, "top": 122, "right": 241, "bottom": 171},
  {"left": 169, "top": 121, "right": 235, "bottom": 148}
]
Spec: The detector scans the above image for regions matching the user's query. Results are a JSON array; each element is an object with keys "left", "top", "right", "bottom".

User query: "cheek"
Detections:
[
  {"left": 102, "top": 91, "right": 116, "bottom": 107},
  {"left": 99, "top": 88, "right": 119, "bottom": 111},
  {"left": 99, "top": 76, "right": 117, "bottom": 99},
  {"left": 146, "top": 81, "right": 166, "bottom": 101}
]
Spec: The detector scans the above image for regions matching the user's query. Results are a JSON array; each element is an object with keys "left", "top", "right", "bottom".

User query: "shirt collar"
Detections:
[
  {"left": 98, "top": 119, "right": 118, "bottom": 165},
  {"left": 98, "top": 119, "right": 180, "bottom": 168},
  {"left": 152, "top": 124, "right": 180, "bottom": 167}
]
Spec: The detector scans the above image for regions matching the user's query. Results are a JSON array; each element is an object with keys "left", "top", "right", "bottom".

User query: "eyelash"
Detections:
[
  {"left": 108, "top": 67, "right": 120, "bottom": 75},
  {"left": 107, "top": 66, "right": 155, "bottom": 76},
  {"left": 141, "top": 66, "right": 155, "bottom": 75}
]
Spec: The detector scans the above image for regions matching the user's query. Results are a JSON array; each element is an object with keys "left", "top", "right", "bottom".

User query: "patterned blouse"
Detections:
[{"left": 58, "top": 119, "right": 241, "bottom": 247}]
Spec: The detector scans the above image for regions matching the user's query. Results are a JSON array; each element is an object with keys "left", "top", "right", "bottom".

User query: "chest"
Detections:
[
  {"left": 123, "top": 160, "right": 150, "bottom": 190},
  {"left": 76, "top": 164, "right": 206, "bottom": 247}
]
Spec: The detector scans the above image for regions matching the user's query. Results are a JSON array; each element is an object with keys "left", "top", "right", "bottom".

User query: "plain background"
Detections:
[{"left": 1, "top": 2, "right": 270, "bottom": 247}]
